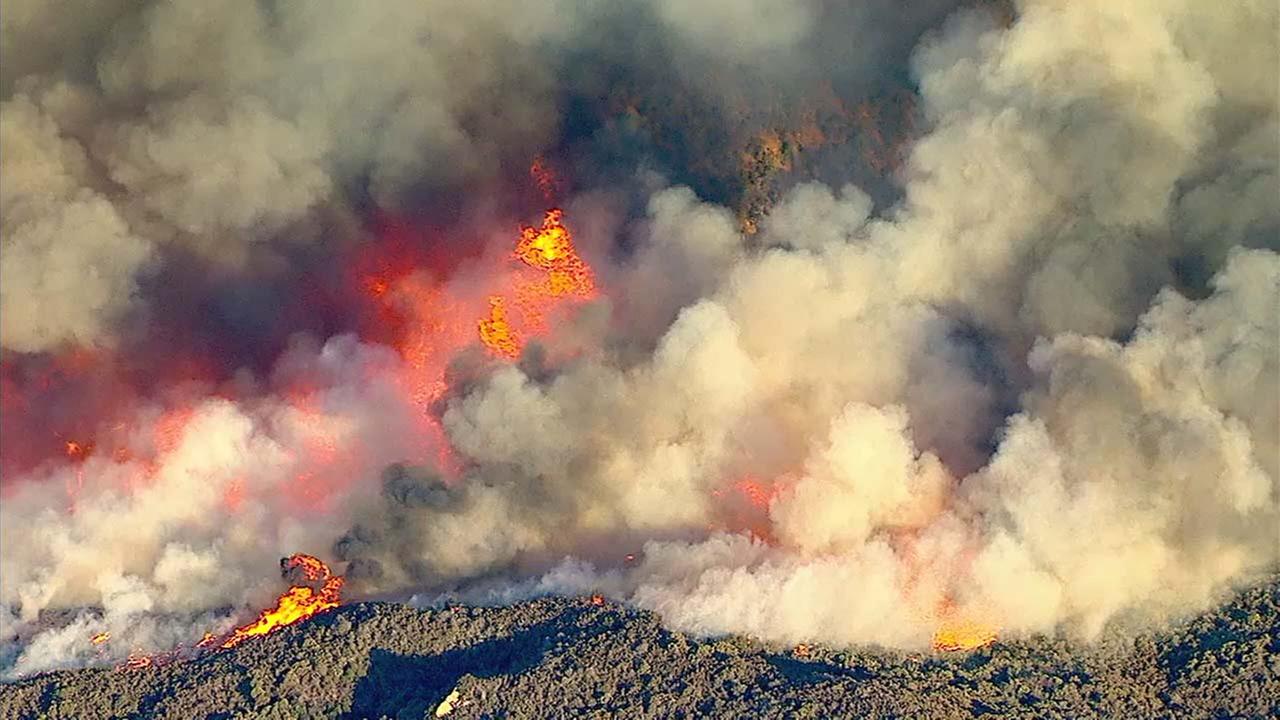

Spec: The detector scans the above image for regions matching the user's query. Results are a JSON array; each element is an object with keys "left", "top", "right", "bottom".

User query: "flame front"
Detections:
[{"left": 220, "top": 554, "right": 344, "bottom": 648}]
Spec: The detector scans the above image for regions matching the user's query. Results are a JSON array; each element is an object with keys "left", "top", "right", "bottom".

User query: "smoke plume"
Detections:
[{"left": 1, "top": 0, "right": 1276, "bottom": 676}]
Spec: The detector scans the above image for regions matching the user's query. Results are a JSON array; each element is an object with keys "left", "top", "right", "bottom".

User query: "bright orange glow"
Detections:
[
  {"left": 514, "top": 210, "right": 595, "bottom": 300},
  {"left": 732, "top": 476, "right": 782, "bottom": 509},
  {"left": 930, "top": 595, "right": 998, "bottom": 652},
  {"left": 478, "top": 207, "right": 596, "bottom": 358},
  {"left": 710, "top": 474, "right": 791, "bottom": 541},
  {"left": 220, "top": 554, "right": 344, "bottom": 648},
  {"left": 932, "top": 616, "right": 998, "bottom": 652},
  {"left": 478, "top": 297, "right": 520, "bottom": 359}
]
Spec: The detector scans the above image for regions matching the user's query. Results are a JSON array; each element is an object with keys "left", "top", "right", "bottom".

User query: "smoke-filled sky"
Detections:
[{"left": 1, "top": 0, "right": 1277, "bottom": 677}]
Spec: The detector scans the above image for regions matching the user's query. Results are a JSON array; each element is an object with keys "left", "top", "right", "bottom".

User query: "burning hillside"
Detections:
[{"left": 1, "top": 0, "right": 1278, "bottom": 706}]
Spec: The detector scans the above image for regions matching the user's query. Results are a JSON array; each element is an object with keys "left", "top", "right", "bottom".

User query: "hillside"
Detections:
[{"left": 3, "top": 578, "right": 1278, "bottom": 719}]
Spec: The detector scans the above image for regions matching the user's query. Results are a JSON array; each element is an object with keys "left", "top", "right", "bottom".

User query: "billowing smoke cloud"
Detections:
[
  {"left": 366, "top": 0, "right": 1280, "bottom": 646},
  {"left": 2, "top": 0, "right": 1277, "bottom": 677}
]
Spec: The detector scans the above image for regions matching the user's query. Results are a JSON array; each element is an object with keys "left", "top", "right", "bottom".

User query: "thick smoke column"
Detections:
[{"left": 2, "top": 0, "right": 1277, "bottom": 676}]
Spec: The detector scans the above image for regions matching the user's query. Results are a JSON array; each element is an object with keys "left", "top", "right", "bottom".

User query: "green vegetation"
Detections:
[{"left": 4, "top": 578, "right": 1277, "bottom": 719}]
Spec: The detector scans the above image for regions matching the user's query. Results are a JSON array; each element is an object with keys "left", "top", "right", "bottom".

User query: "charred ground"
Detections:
[{"left": 3, "top": 577, "right": 1277, "bottom": 720}]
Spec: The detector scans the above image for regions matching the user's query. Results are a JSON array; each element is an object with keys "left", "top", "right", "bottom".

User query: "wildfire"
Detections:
[
  {"left": 63, "top": 439, "right": 89, "bottom": 506},
  {"left": 932, "top": 617, "right": 998, "bottom": 652},
  {"left": 514, "top": 209, "right": 595, "bottom": 298},
  {"left": 529, "top": 155, "right": 561, "bottom": 201},
  {"left": 930, "top": 598, "right": 999, "bottom": 652},
  {"left": 478, "top": 297, "right": 520, "bottom": 359},
  {"left": 711, "top": 474, "right": 791, "bottom": 541},
  {"left": 478, "top": 204, "right": 596, "bottom": 358},
  {"left": 95, "top": 556, "right": 342, "bottom": 671},
  {"left": 117, "top": 653, "right": 153, "bottom": 671},
  {"left": 220, "top": 554, "right": 344, "bottom": 648}
]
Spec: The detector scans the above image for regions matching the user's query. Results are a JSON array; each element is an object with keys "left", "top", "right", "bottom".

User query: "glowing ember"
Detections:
[
  {"left": 478, "top": 207, "right": 596, "bottom": 358},
  {"left": 529, "top": 155, "right": 560, "bottom": 200},
  {"left": 90, "top": 631, "right": 110, "bottom": 645},
  {"left": 517, "top": 209, "right": 571, "bottom": 266},
  {"left": 220, "top": 554, "right": 344, "bottom": 648},
  {"left": 588, "top": 594, "right": 606, "bottom": 606},
  {"left": 478, "top": 296, "right": 521, "bottom": 358},
  {"left": 117, "top": 653, "right": 153, "bottom": 671},
  {"left": 365, "top": 276, "right": 390, "bottom": 297},
  {"left": 514, "top": 210, "right": 595, "bottom": 299}
]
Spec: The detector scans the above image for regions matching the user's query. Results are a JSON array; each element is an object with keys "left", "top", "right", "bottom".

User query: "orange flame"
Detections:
[
  {"left": 117, "top": 653, "right": 153, "bottom": 671},
  {"left": 220, "top": 554, "right": 344, "bottom": 648},
  {"left": 931, "top": 618, "right": 998, "bottom": 652},
  {"left": 930, "top": 598, "right": 998, "bottom": 652},
  {"left": 479, "top": 208, "right": 596, "bottom": 358},
  {"left": 90, "top": 631, "right": 110, "bottom": 645},
  {"left": 710, "top": 474, "right": 792, "bottom": 541},
  {"left": 514, "top": 209, "right": 595, "bottom": 298},
  {"left": 478, "top": 297, "right": 521, "bottom": 359}
]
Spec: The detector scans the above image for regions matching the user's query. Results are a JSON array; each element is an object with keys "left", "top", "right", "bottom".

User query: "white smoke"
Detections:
[
  {"left": 2, "top": 0, "right": 1277, "bottom": 677},
  {"left": 400, "top": 0, "right": 1279, "bottom": 648}
]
